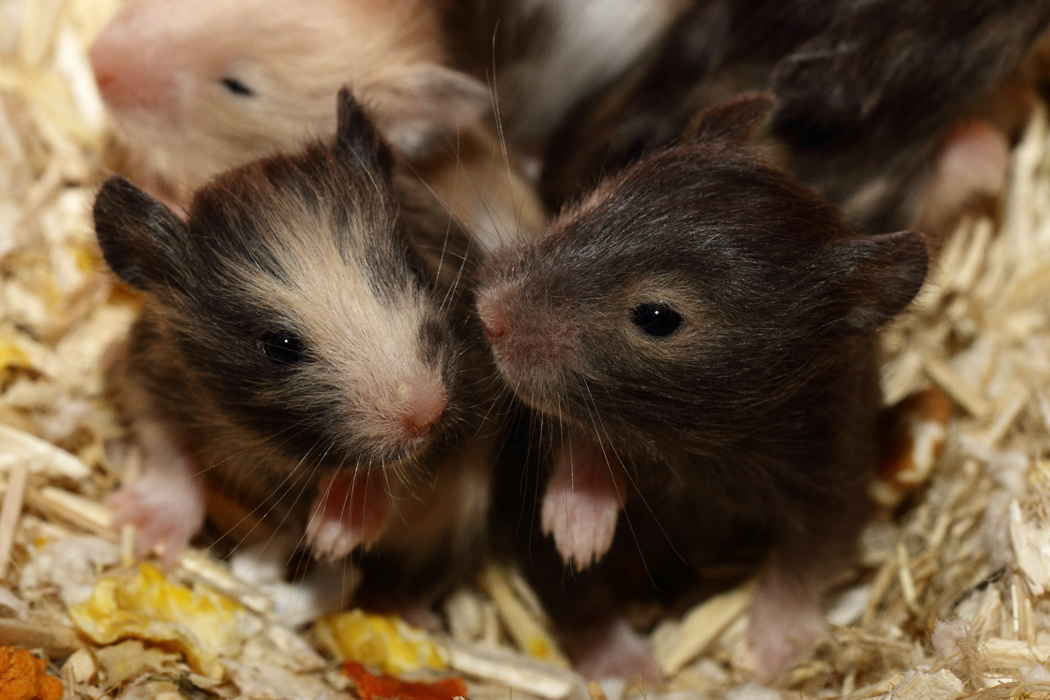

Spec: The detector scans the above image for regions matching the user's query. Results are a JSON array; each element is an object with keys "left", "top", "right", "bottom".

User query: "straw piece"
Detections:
[
  {"left": 652, "top": 581, "right": 755, "bottom": 676},
  {"left": 0, "top": 459, "right": 28, "bottom": 581}
]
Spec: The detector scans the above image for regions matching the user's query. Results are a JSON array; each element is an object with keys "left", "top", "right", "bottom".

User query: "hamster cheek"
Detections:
[
  {"left": 107, "top": 424, "right": 206, "bottom": 567},
  {"left": 541, "top": 438, "right": 626, "bottom": 572},
  {"left": 306, "top": 471, "right": 392, "bottom": 562}
]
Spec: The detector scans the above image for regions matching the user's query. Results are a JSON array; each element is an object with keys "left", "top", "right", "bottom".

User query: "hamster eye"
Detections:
[
  {"left": 259, "top": 332, "right": 303, "bottom": 365},
  {"left": 631, "top": 303, "right": 683, "bottom": 338},
  {"left": 220, "top": 77, "right": 255, "bottom": 97}
]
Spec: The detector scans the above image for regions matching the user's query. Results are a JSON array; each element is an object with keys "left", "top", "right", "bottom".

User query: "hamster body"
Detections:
[
  {"left": 477, "top": 97, "right": 929, "bottom": 680},
  {"left": 95, "top": 91, "right": 497, "bottom": 602},
  {"left": 540, "top": 0, "right": 1050, "bottom": 239},
  {"left": 444, "top": 0, "right": 689, "bottom": 154},
  {"left": 769, "top": 0, "right": 1050, "bottom": 236},
  {"left": 90, "top": 0, "right": 545, "bottom": 254}
]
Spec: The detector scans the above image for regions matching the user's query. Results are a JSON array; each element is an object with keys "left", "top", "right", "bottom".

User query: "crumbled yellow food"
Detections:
[
  {"left": 68, "top": 563, "right": 252, "bottom": 678},
  {"left": 316, "top": 610, "right": 445, "bottom": 675},
  {"left": 0, "top": 647, "right": 63, "bottom": 700},
  {"left": 0, "top": 343, "right": 30, "bottom": 373}
]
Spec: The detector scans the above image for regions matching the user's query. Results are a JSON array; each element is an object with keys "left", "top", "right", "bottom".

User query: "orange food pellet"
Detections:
[
  {"left": 343, "top": 660, "right": 467, "bottom": 700},
  {"left": 0, "top": 647, "right": 63, "bottom": 700}
]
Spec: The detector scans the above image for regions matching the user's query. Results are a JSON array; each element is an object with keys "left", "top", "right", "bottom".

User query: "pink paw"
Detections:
[
  {"left": 108, "top": 468, "right": 206, "bottom": 566},
  {"left": 306, "top": 471, "right": 391, "bottom": 561},
  {"left": 748, "top": 569, "right": 827, "bottom": 682},
  {"left": 541, "top": 439, "right": 625, "bottom": 571},
  {"left": 573, "top": 617, "right": 662, "bottom": 684}
]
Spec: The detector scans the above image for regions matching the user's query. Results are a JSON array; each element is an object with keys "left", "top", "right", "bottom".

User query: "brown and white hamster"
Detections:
[
  {"left": 90, "top": 0, "right": 545, "bottom": 254},
  {"left": 478, "top": 96, "right": 929, "bottom": 681},
  {"left": 95, "top": 90, "right": 497, "bottom": 602}
]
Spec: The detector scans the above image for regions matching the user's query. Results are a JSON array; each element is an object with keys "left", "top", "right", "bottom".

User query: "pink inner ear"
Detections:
[
  {"left": 541, "top": 438, "right": 626, "bottom": 571},
  {"left": 306, "top": 471, "right": 391, "bottom": 561}
]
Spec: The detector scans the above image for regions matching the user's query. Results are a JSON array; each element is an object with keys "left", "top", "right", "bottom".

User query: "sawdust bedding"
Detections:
[{"left": 3, "top": 1, "right": 1050, "bottom": 699}]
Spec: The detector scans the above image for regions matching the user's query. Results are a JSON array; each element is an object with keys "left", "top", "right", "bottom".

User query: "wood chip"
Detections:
[
  {"left": 653, "top": 581, "right": 755, "bottom": 676},
  {"left": 922, "top": 356, "right": 992, "bottom": 419},
  {"left": 478, "top": 564, "right": 571, "bottom": 670},
  {"left": 0, "top": 459, "right": 28, "bottom": 581},
  {"left": 443, "top": 640, "right": 582, "bottom": 700}
]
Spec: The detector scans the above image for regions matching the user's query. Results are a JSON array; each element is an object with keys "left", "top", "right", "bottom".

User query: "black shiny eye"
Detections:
[
  {"left": 631, "top": 303, "right": 683, "bottom": 338},
  {"left": 220, "top": 77, "right": 254, "bottom": 97},
  {"left": 259, "top": 332, "right": 303, "bottom": 365}
]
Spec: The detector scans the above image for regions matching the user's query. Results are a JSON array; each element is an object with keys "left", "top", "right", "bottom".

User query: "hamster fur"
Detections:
[
  {"left": 90, "top": 0, "right": 545, "bottom": 255},
  {"left": 477, "top": 95, "right": 929, "bottom": 681},
  {"left": 95, "top": 90, "right": 498, "bottom": 605},
  {"left": 443, "top": 0, "right": 689, "bottom": 154},
  {"left": 539, "top": 0, "right": 1050, "bottom": 242}
]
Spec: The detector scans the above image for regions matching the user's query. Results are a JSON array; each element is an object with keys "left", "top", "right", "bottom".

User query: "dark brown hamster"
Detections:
[
  {"left": 94, "top": 89, "right": 498, "bottom": 604},
  {"left": 540, "top": 0, "right": 1050, "bottom": 239},
  {"left": 770, "top": 0, "right": 1050, "bottom": 236},
  {"left": 478, "top": 96, "right": 929, "bottom": 681}
]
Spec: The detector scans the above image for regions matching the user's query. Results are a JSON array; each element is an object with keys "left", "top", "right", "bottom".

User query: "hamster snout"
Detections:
[
  {"left": 393, "top": 376, "right": 447, "bottom": 441},
  {"left": 477, "top": 284, "right": 578, "bottom": 396}
]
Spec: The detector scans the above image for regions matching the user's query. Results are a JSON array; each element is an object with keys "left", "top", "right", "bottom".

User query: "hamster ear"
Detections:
[
  {"left": 93, "top": 176, "right": 188, "bottom": 292},
  {"left": 833, "top": 231, "right": 929, "bottom": 333},
  {"left": 688, "top": 92, "right": 775, "bottom": 146},
  {"left": 334, "top": 87, "right": 394, "bottom": 178},
  {"left": 369, "top": 64, "right": 490, "bottom": 158}
]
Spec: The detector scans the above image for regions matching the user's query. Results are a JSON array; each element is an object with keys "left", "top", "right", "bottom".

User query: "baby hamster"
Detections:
[
  {"left": 770, "top": 0, "right": 1050, "bottom": 237},
  {"left": 477, "top": 95, "right": 929, "bottom": 680},
  {"left": 95, "top": 89, "right": 498, "bottom": 604},
  {"left": 90, "top": 0, "right": 545, "bottom": 254},
  {"left": 540, "top": 0, "right": 1050, "bottom": 240}
]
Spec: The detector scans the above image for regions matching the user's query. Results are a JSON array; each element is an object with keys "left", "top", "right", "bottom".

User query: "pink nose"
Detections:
[
  {"left": 400, "top": 382, "right": 447, "bottom": 440},
  {"left": 89, "top": 39, "right": 174, "bottom": 113},
  {"left": 477, "top": 293, "right": 510, "bottom": 344}
]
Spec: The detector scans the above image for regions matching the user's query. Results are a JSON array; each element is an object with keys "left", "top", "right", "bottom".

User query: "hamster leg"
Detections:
[
  {"left": 306, "top": 471, "right": 391, "bottom": 562},
  {"left": 108, "top": 419, "right": 206, "bottom": 566},
  {"left": 541, "top": 437, "right": 625, "bottom": 571},
  {"left": 916, "top": 118, "right": 1010, "bottom": 237},
  {"left": 570, "top": 615, "right": 663, "bottom": 684},
  {"left": 747, "top": 559, "right": 827, "bottom": 683},
  {"left": 748, "top": 491, "right": 867, "bottom": 682}
]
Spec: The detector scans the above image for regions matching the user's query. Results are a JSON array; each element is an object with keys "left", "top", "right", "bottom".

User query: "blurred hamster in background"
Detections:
[
  {"left": 90, "top": 0, "right": 545, "bottom": 255},
  {"left": 93, "top": 90, "right": 500, "bottom": 610},
  {"left": 443, "top": 0, "right": 690, "bottom": 154},
  {"left": 540, "top": 0, "right": 1050, "bottom": 244},
  {"left": 477, "top": 95, "right": 929, "bottom": 681}
]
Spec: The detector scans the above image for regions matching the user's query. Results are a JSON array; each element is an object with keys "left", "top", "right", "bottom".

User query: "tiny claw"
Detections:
[
  {"left": 306, "top": 471, "right": 391, "bottom": 560},
  {"left": 541, "top": 438, "right": 625, "bottom": 571}
]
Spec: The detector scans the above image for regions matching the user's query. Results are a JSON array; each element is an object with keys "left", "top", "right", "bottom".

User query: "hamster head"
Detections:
[
  {"left": 477, "top": 96, "right": 929, "bottom": 459},
  {"left": 94, "top": 90, "right": 459, "bottom": 468},
  {"left": 89, "top": 0, "right": 490, "bottom": 191}
]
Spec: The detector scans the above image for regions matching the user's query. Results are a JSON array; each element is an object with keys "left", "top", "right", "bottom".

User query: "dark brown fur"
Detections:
[
  {"left": 481, "top": 96, "right": 929, "bottom": 675},
  {"left": 540, "top": 0, "right": 1050, "bottom": 235}
]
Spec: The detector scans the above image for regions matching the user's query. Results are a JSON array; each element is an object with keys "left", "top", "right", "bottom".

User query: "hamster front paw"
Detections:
[
  {"left": 541, "top": 439, "right": 625, "bottom": 572},
  {"left": 108, "top": 465, "right": 206, "bottom": 566},
  {"left": 306, "top": 471, "right": 391, "bottom": 561}
]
